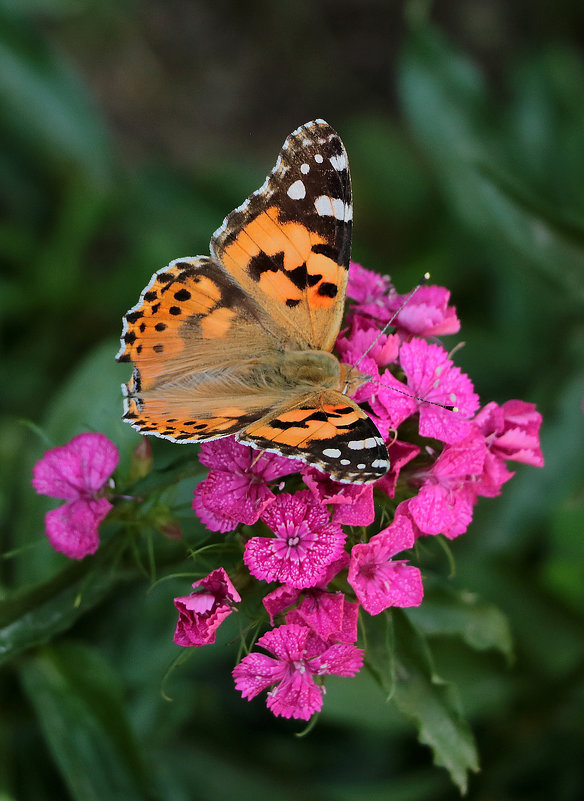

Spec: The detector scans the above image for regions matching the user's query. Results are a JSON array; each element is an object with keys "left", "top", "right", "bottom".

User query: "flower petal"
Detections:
[{"left": 44, "top": 497, "right": 111, "bottom": 559}]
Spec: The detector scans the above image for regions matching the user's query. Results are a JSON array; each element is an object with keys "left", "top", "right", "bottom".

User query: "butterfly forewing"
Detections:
[{"left": 211, "top": 120, "right": 352, "bottom": 352}]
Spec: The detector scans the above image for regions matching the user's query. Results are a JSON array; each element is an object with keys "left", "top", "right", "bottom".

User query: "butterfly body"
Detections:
[{"left": 117, "top": 120, "right": 390, "bottom": 483}]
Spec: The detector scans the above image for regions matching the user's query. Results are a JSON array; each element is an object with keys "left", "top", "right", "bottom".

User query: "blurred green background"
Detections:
[{"left": 2, "top": 1, "right": 584, "bottom": 799}]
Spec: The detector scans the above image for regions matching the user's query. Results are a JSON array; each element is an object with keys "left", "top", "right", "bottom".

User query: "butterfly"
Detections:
[{"left": 117, "top": 119, "right": 390, "bottom": 483}]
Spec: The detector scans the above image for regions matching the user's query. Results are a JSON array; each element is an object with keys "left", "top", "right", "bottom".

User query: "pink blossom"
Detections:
[
  {"left": 473, "top": 400, "right": 544, "bottom": 497},
  {"left": 232, "top": 623, "right": 363, "bottom": 720},
  {"left": 336, "top": 320, "right": 399, "bottom": 372},
  {"left": 346, "top": 261, "right": 393, "bottom": 309},
  {"left": 262, "top": 553, "right": 350, "bottom": 623},
  {"left": 263, "top": 584, "right": 304, "bottom": 624},
  {"left": 372, "top": 339, "right": 479, "bottom": 444},
  {"left": 384, "top": 284, "right": 460, "bottom": 338},
  {"left": 407, "top": 430, "right": 486, "bottom": 538},
  {"left": 475, "top": 400, "right": 544, "bottom": 467},
  {"left": 346, "top": 263, "right": 459, "bottom": 339},
  {"left": 193, "top": 437, "right": 302, "bottom": 532},
  {"left": 32, "top": 432, "right": 119, "bottom": 559},
  {"left": 348, "top": 515, "right": 423, "bottom": 614},
  {"left": 173, "top": 568, "right": 241, "bottom": 647},
  {"left": 244, "top": 491, "right": 346, "bottom": 588},
  {"left": 335, "top": 319, "right": 400, "bottom": 410},
  {"left": 287, "top": 592, "right": 359, "bottom": 644},
  {"left": 375, "top": 439, "right": 421, "bottom": 498},
  {"left": 303, "top": 469, "right": 375, "bottom": 527}
]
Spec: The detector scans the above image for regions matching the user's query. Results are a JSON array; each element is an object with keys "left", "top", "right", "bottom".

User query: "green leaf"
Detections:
[
  {"left": 542, "top": 501, "right": 584, "bottom": 611},
  {"left": 392, "top": 609, "right": 479, "bottom": 793},
  {"left": 0, "top": 8, "right": 111, "bottom": 183},
  {"left": 407, "top": 580, "right": 513, "bottom": 662},
  {"left": 20, "top": 642, "right": 155, "bottom": 801},
  {"left": 399, "top": 26, "right": 584, "bottom": 302},
  {"left": 0, "top": 533, "right": 128, "bottom": 667},
  {"left": 361, "top": 608, "right": 395, "bottom": 697}
]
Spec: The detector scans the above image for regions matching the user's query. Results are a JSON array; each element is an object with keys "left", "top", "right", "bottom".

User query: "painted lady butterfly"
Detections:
[{"left": 117, "top": 120, "right": 390, "bottom": 483}]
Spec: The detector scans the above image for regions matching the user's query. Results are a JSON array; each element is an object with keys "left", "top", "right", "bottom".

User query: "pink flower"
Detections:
[
  {"left": 232, "top": 623, "right": 363, "bottom": 720},
  {"left": 407, "top": 430, "right": 486, "bottom": 538},
  {"left": 336, "top": 320, "right": 399, "bottom": 372},
  {"left": 372, "top": 339, "right": 479, "bottom": 444},
  {"left": 262, "top": 553, "right": 350, "bottom": 623},
  {"left": 348, "top": 516, "right": 423, "bottom": 614},
  {"left": 335, "top": 319, "right": 400, "bottom": 412},
  {"left": 375, "top": 439, "right": 421, "bottom": 499},
  {"left": 32, "top": 432, "right": 119, "bottom": 559},
  {"left": 474, "top": 400, "right": 544, "bottom": 497},
  {"left": 173, "top": 568, "right": 241, "bottom": 647},
  {"left": 476, "top": 400, "right": 544, "bottom": 467},
  {"left": 384, "top": 284, "right": 460, "bottom": 338},
  {"left": 346, "top": 263, "right": 459, "bottom": 339},
  {"left": 263, "top": 584, "right": 305, "bottom": 624},
  {"left": 346, "top": 261, "right": 393, "bottom": 310},
  {"left": 244, "top": 491, "right": 346, "bottom": 588},
  {"left": 302, "top": 469, "right": 375, "bottom": 527},
  {"left": 287, "top": 592, "right": 359, "bottom": 644},
  {"left": 193, "top": 437, "right": 302, "bottom": 532}
]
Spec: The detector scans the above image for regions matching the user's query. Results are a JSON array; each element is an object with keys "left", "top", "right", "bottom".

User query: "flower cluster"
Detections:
[
  {"left": 31, "top": 262, "right": 544, "bottom": 721},
  {"left": 177, "top": 262, "right": 544, "bottom": 719}
]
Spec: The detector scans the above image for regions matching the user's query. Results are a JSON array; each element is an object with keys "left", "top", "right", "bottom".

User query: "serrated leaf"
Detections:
[
  {"left": 361, "top": 608, "right": 395, "bottom": 697},
  {"left": 392, "top": 609, "right": 479, "bottom": 793},
  {"left": 19, "top": 642, "right": 154, "bottom": 801},
  {"left": 407, "top": 580, "right": 513, "bottom": 662}
]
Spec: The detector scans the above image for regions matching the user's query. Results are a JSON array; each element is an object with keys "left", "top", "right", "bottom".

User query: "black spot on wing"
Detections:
[
  {"left": 311, "top": 243, "right": 337, "bottom": 260},
  {"left": 318, "top": 282, "right": 338, "bottom": 298},
  {"left": 248, "top": 250, "right": 285, "bottom": 282}
]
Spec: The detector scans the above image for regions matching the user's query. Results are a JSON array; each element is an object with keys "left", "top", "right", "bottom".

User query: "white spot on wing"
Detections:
[
  {"left": 300, "top": 163, "right": 310, "bottom": 174},
  {"left": 287, "top": 179, "right": 306, "bottom": 200},
  {"left": 314, "top": 154, "right": 324, "bottom": 163},
  {"left": 314, "top": 196, "right": 352, "bottom": 221},
  {"left": 323, "top": 447, "right": 342, "bottom": 459},
  {"left": 329, "top": 153, "right": 347, "bottom": 171},
  {"left": 348, "top": 437, "right": 379, "bottom": 451}
]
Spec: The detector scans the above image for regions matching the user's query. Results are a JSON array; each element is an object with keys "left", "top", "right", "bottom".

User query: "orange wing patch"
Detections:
[
  {"left": 117, "top": 257, "right": 228, "bottom": 388},
  {"left": 211, "top": 120, "right": 352, "bottom": 351}
]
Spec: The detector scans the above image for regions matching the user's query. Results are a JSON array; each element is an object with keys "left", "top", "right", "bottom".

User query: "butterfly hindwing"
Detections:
[
  {"left": 117, "top": 256, "right": 292, "bottom": 442},
  {"left": 238, "top": 391, "right": 389, "bottom": 484},
  {"left": 211, "top": 119, "right": 352, "bottom": 352}
]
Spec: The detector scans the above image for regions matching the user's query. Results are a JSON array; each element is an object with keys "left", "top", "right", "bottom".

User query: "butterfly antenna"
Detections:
[
  {"left": 350, "top": 272, "right": 430, "bottom": 375},
  {"left": 366, "top": 377, "right": 459, "bottom": 412}
]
